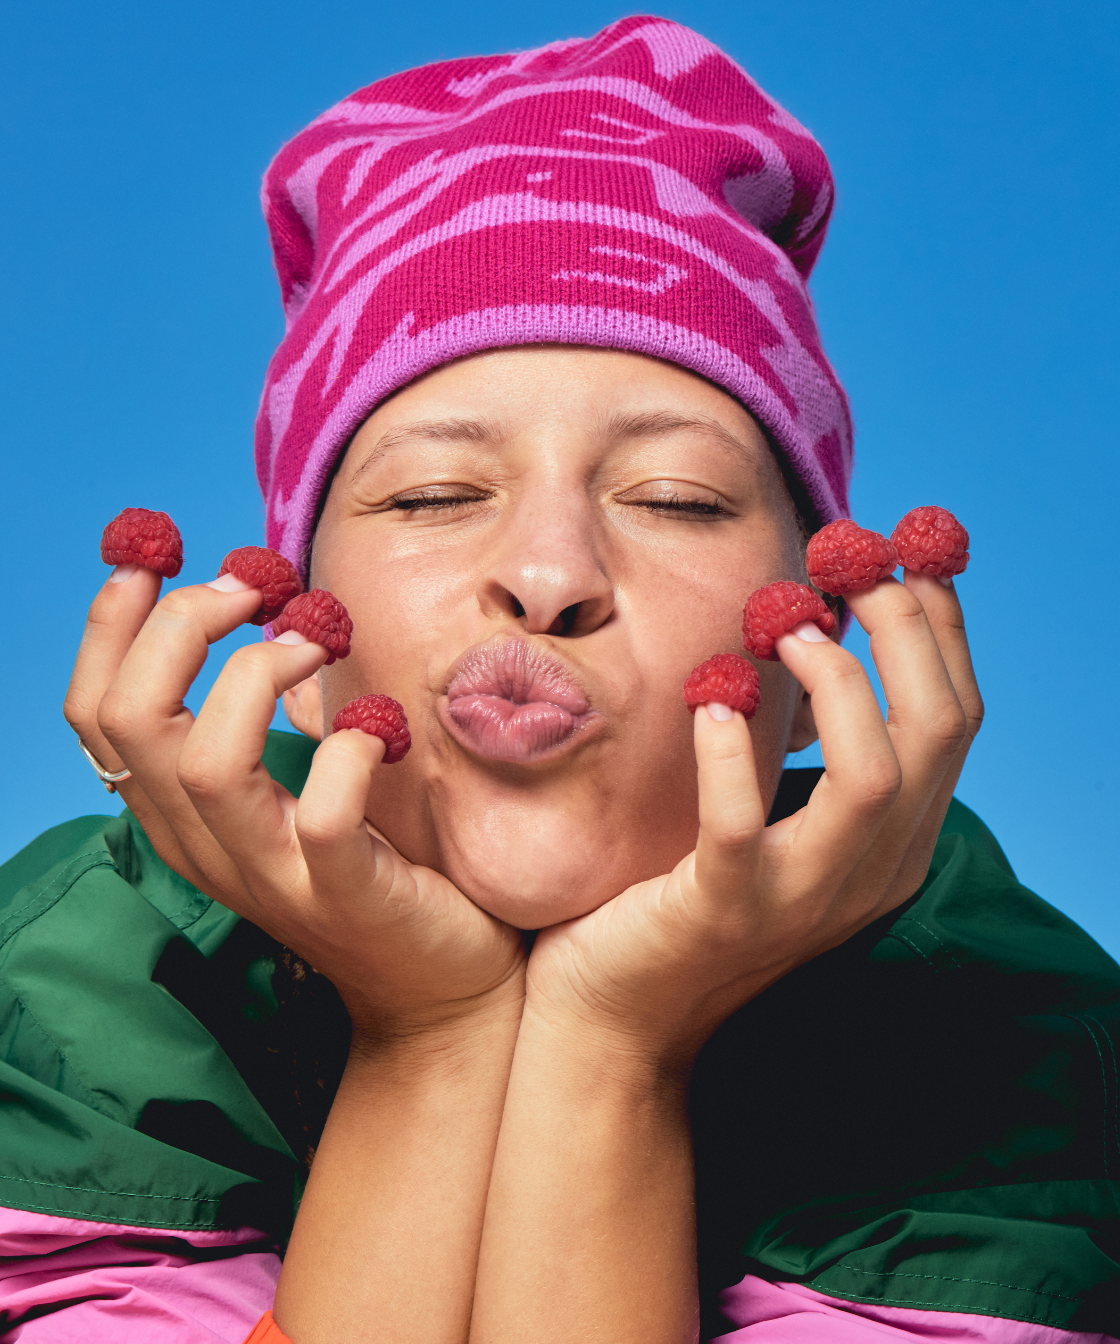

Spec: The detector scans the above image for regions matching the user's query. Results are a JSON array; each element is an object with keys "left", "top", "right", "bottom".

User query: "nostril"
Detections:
[
  {"left": 511, "top": 597, "right": 526, "bottom": 618},
  {"left": 546, "top": 604, "right": 579, "bottom": 637}
]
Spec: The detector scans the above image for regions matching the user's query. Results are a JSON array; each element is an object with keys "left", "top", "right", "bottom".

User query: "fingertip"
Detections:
[
  {"left": 108, "top": 564, "right": 139, "bottom": 585},
  {"left": 207, "top": 572, "right": 254, "bottom": 594},
  {"left": 326, "top": 724, "right": 388, "bottom": 766},
  {"left": 774, "top": 620, "right": 832, "bottom": 664}
]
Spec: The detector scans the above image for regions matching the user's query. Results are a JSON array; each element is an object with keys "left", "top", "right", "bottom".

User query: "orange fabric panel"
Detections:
[{"left": 242, "top": 1311, "right": 293, "bottom": 1344}]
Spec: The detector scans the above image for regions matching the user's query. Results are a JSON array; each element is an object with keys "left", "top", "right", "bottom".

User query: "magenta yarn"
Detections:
[{"left": 255, "top": 16, "right": 853, "bottom": 573}]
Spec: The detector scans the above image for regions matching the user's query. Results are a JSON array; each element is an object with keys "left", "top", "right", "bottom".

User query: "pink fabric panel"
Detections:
[
  {"left": 0, "top": 1206, "right": 279, "bottom": 1343},
  {"left": 713, "top": 1275, "right": 1120, "bottom": 1343}
]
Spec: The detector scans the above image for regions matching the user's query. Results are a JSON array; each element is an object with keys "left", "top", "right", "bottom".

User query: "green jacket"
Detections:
[{"left": 1, "top": 731, "right": 1118, "bottom": 1335}]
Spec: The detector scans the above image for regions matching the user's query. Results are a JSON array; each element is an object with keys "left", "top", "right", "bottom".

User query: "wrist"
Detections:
[
  {"left": 347, "top": 971, "right": 526, "bottom": 1075},
  {"left": 516, "top": 991, "right": 695, "bottom": 1099}
]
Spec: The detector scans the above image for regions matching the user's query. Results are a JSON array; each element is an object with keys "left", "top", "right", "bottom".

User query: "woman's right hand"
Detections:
[{"left": 63, "top": 564, "right": 526, "bottom": 1037}]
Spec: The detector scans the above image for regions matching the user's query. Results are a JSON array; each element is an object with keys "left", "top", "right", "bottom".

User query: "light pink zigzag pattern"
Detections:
[{"left": 255, "top": 15, "right": 853, "bottom": 573}]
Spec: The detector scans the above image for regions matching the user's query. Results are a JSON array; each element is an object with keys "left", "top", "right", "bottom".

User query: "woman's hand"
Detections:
[
  {"left": 524, "top": 570, "right": 983, "bottom": 1062},
  {"left": 63, "top": 567, "right": 526, "bottom": 1036}
]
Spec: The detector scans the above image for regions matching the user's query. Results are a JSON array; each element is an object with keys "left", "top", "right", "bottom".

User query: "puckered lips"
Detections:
[{"left": 440, "top": 637, "right": 599, "bottom": 764}]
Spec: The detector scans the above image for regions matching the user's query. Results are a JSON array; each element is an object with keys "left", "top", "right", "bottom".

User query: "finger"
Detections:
[
  {"left": 294, "top": 728, "right": 394, "bottom": 917},
  {"left": 177, "top": 633, "right": 330, "bottom": 906},
  {"left": 843, "top": 577, "right": 967, "bottom": 814},
  {"left": 877, "top": 572, "right": 984, "bottom": 895},
  {"left": 98, "top": 576, "right": 265, "bottom": 774},
  {"left": 771, "top": 625, "right": 901, "bottom": 878},
  {"left": 904, "top": 572, "right": 984, "bottom": 748},
  {"left": 64, "top": 564, "right": 163, "bottom": 788},
  {"left": 691, "top": 705, "right": 765, "bottom": 911},
  {"left": 95, "top": 577, "right": 285, "bottom": 890}
]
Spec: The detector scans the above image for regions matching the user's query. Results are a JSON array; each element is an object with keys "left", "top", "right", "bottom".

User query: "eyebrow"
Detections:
[
  {"left": 352, "top": 417, "right": 503, "bottom": 479},
  {"left": 601, "top": 410, "right": 762, "bottom": 462}
]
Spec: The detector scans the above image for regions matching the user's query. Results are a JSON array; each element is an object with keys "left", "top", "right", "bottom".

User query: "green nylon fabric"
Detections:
[
  {"left": 691, "top": 788, "right": 1120, "bottom": 1335},
  {"left": 1, "top": 730, "right": 1118, "bottom": 1333}
]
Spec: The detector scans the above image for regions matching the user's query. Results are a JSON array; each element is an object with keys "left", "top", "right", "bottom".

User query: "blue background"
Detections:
[{"left": 3, "top": 2, "right": 1118, "bottom": 948}]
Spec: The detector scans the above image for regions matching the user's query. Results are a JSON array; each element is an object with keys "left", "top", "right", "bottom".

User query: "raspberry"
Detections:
[
  {"left": 683, "top": 653, "right": 761, "bottom": 719},
  {"left": 333, "top": 694, "right": 412, "bottom": 764},
  {"left": 100, "top": 507, "right": 183, "bottom": 578},
  {"left": 806, "top": 519, "right": 898, "bottom": 595},
  {"left": 218, "top": 547, "right": 304, "bottom": 625},
  {"left": 890, "top": 506, "right": 969, "bottom": 578},
  {"left": 271, "top": 589, "right": 353, "bottom": 664},
  {"left": 742, "top": 581, "right": 836, "bottom": 661}
]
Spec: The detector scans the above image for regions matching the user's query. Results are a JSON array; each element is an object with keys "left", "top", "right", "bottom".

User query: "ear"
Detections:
[
  {"left": 784, "top": 680, "right": 819, "bottom": 754},
  {"left": 282, "top": 674, "right": 324, "bottom": 741}
]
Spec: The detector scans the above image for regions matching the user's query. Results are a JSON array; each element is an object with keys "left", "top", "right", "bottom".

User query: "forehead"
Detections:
[{"left": 340, "top": 345, "right": 778, "bottom": 476}]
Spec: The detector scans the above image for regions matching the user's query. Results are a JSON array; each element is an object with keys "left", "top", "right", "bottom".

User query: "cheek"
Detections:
[
  {"left": 616, "top": 535, "right": 803, "bottom": 787},
  {"left": 313, "top": 535, "right": 481, "bottom": 722}
]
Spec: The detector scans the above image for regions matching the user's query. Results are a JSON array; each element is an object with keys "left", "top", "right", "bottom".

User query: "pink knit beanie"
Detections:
[{"left": 256, "top": 15, "right": 852, "bottom": 573}]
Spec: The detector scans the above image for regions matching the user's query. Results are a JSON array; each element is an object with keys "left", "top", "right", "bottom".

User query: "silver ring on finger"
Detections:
[{"left": 78, "top": 739, "right": 133, "bottom": 793}]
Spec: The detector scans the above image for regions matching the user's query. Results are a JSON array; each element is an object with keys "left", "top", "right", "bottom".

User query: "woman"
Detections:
[{"left": 2, "top": 17, "right": 1117, "bottom": 1343}]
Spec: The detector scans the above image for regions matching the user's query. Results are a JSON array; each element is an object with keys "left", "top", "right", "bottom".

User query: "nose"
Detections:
[{"left": 479, "top": 495, "right": 615, "bottom": 637}]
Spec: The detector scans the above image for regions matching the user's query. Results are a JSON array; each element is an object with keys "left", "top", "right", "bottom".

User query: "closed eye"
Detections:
[
  {"left": 632, "top": 494, "right": 729, "bottom": 517},
  {"left": 386, "top": 488, "right": 491, "bottom": 511}
]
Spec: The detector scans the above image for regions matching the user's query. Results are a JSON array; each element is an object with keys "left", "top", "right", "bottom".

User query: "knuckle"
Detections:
[
  {"left": 175, "top": 748, "right": 226, "bottom": 804},
  {"left": 926, "top": 698, "right": 969, "bottom": 756},
  {"left": 225, "top": 642, "right": 286, "bottom": 690},
  {"left": 63, "top": 687, "right": 96, "bottom": 736},
  {"left": 710, "top": 814, "right": 757, "bottom": 852},
  {"left": 962, "top": 689, "right": 985, "bottom": 739},
  {"left": 175, "top": 732, "right": 239, "bottom": 804},
  {"left": 97, "top": 687, "right": 141, "bottom": 747},
  {"left": 294, "top": 807, "right": 347, "bottom": 852},
  {"left": 228, "top": 642, "right": 272, "bottom": 673},
  {"left": 155, "top": 587, "right": 199, "bottom": 622},
  {"left": 884, "top": 586, "right": 926, "bottom": 623},
  {"left": 856, "top": 755, "right": 903, "bottom": 812},
  {"left": 825, "top": 653, "right": 871, "bottom": 690}
]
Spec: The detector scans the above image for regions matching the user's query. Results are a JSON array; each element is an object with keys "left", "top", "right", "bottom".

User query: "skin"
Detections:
[
  {"left": 299, "top": 347, "right": 815, "bottom": 925},
  {"left": 63, "top": 346, "right": 983, "bottom": 1344}
]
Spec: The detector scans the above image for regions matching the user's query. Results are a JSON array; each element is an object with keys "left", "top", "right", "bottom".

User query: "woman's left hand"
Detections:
[{"left": 524, "top": 570, "right": 983, "bottom": 1062}]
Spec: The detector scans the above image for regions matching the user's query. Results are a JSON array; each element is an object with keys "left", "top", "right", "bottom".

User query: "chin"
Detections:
[{"left": 442, "top": 837, "right": 673, "bottom": 930}]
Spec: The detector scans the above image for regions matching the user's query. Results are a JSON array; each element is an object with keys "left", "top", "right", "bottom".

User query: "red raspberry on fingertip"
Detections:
[
  {"left": 891, "top": 506, "right": 969, "bottom": 578},
  {"left": 100, "top": 508, "right": 183, "bottom": 578},
  {"left": 217, "top": 547, "right": 304, "bottom": 625},
  {"left": 683, "top": 653, "right": 761, "bottom": 719},
  {"left": 333, "top": 694, "right": 412, "bottom": 763},
  {"left": 742, "top": 582, "right": 836, "bottom": 662},
  {"left": 271, "top": 589, "right": 353, "bottom": 664},
  {"left": 806, "top": 519, "right": 898, "bottom": 596}
]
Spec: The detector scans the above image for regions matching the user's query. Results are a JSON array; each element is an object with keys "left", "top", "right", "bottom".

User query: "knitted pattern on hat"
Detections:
[{"left": 256, "top": 15, "right": 853, "bottom": 574}]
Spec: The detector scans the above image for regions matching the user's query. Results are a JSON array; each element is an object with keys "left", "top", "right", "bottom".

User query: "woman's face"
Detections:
[{"left": 302, "top": 346, "right": 816, "bottom": 927}]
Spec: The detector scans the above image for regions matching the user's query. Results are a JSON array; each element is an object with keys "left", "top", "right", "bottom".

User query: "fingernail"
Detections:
[
  {"left": 207, "top": 572, "right": 253, "bottom": 593},
  {"left": 705, "top": 701, "right": 734, "bottom": 721},
  {"left": 109, "top": 564, "right": 139, "bottom": 585},
  {"left": 791, "top": 620, "right": 830, "bottom": 642},
  {"left": 938, "top": 576, "right": 954, "bottom": 588},
  {"left": 273, "top": 629, "right": 309, "bottom": 646}
]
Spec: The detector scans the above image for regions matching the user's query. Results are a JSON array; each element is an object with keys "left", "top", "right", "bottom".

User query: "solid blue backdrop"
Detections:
[{"left": 3, "top": 2, "right": 1117, "bottom": 946}]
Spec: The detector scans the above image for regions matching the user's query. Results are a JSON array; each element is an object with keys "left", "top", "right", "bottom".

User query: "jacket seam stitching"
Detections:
[
  {"left": 0, "top": 1197, "right": 226, "bottom": 1228},
  {"left": 1068, "top": 1013, "right": 1114, "bottom": 1179},
  {"left": 801, "top": 1282, "right": 1073, "bottom": 1323},
  {"left": 4, "top": 989, "right": 104, "bottom": 1115},
  {"left": 1083, "top": 1011, "right": 1120, "bottom": 1173},
  {"left": 818, "top": 1262, "right": 1080, "bottom": 1303},
  {"left": 0, "top": 1172, "right": 221, "bottom": 1203},
  {"left": 0, "top": 853, "right": 114, "bottom": 948}
]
